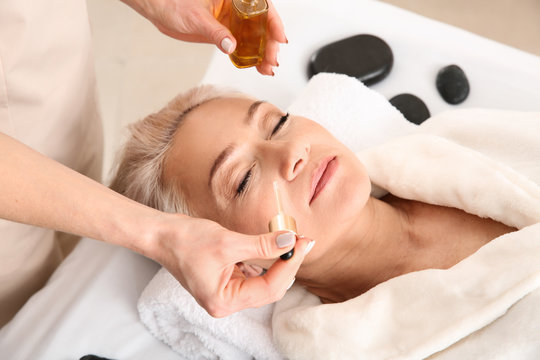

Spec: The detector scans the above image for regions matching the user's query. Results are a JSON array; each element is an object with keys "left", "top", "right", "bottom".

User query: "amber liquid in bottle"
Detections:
[{"left": 229, "top": 0, "right": 268, "bottom": 68}]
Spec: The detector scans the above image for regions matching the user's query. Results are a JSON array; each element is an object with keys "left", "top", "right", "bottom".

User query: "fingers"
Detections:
[
  {"left": 191, "top": 8, "right": 236, "bottom": 54},
  {"left": 255, "top": 0, "right": 286, "bottom": 75},
  {"left": 266, "top": 0, "right": 287, "bottom": 44},
  {"left": 219, "top": 236, "right": 315, "bottom": 315},
  {"left": 237, "top": 262, "right": 264, "bottom": 278},
  {"left": 226, "top": 230, "right": 298, "bottom": 263},
  {"left": 166, "top": 220, "right": 314, "bottom": 318},
  {"left": 257, "top": 38, "right": 280, "bottom": 75}
]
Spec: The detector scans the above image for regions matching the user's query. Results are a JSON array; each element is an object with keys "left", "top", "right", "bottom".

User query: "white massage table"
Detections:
[{"left": 1, "top": 1, "right": 539, "bottom": 359}]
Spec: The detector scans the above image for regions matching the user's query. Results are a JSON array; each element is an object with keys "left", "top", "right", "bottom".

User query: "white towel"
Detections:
[
  {"left": 137, "top": 73, "right": 415, "bottom": 359},
  {"left": 287, "top": 73, "right": 417, "bottom": 152},
  {"left": 138, "top": 268, "right": 282, "bottom": 360}
]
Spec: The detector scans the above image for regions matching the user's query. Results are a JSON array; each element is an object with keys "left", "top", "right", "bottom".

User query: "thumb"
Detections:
[
  {"left": 230, "top": 231, "right": 298, "bottom": 262},
  {"left": 195, "top": 10, "right": 236, "bottom": 54}
]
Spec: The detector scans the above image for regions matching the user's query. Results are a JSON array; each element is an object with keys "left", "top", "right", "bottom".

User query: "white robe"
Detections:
[{"left": 272, "top": 109, "right": 540, "bottom": 360}]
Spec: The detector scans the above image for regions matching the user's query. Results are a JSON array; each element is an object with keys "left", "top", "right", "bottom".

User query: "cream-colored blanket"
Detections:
[{"left": 273, "top": 110, "right": 540, "bottom": 360}]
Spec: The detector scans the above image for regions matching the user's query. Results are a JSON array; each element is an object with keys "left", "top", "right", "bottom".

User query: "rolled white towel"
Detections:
[
  {"left": 138, "top": 268, "right": 283, "bottom": 360},
  {"left": 287, "top": 73, "right": 416, "bottom": 152}
]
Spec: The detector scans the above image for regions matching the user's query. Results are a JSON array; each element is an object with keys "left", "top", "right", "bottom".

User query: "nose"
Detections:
[{"left": 278, "top": 140, "right": 310, "bottom": 181}]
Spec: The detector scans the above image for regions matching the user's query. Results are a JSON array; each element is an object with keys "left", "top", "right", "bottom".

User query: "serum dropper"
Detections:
[{"left": 268, "top": 181, "right": 297, "bottom": 260}]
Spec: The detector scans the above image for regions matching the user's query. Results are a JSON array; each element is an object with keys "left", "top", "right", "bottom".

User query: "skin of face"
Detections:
[{"left": 163, "top": 96, "right": 372, "bottom": 268}]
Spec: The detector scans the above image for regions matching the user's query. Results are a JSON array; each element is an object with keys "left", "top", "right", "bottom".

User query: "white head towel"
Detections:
[{"left": 287, "top": 73, "right": 416, "bottom": 152}]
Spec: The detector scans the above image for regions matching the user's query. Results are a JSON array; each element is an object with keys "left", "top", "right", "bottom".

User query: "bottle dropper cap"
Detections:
[{"left": 268, "top": 181, "right": 296, "bottom": 260}]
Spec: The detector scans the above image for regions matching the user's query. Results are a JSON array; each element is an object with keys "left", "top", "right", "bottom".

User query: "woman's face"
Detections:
[{"left": 164, "top": 96, "right": 371, "bottom": 263}]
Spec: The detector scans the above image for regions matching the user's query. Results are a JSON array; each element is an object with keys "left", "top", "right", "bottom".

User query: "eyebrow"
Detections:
[
  {"left": 245, "top": 100, "right": 266, "bottom": 125},
  {"left": 208, "top": 143, "right": 235, "bottom": 188},
  {"left": 208, "top": 100, "right": 266, "bottom": 189}
]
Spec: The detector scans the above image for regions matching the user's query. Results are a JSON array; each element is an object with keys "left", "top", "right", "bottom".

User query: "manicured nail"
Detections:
[
  {"left": 304, "top": 240, "right": 315, "bottom": 255},
  {"left": 287, "top": 278, "right": 295, "bottom": 290},
  {"left": 221, "top": 38, "right": 234, "bottom": 54},
  {"left": 276, "top": 232, "right": 295, "bottom": 248}
]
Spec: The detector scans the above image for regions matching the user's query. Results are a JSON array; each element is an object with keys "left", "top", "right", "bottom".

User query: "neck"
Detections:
[
  {"left": 296, "top": 193, "right": 514, "bottom": 303},
  {"left": 297, "top": 195, "right": 415, "bottom": 303}
]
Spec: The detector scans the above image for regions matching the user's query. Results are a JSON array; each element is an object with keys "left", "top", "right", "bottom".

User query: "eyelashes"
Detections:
[
  {"left": 236, "top": 113, "right": 290, "bottom": 196},
  {"left": 271, "top": 113, "right": 289, "bottom": 137},
  {"left": 236, "top": 167, "right": 252, "bottom": 195}
]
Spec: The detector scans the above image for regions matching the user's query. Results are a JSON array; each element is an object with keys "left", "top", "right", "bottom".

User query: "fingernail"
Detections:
[
  {"left": 287, "top": 278, "right": 295, "bottom": 290},
  {"left": 304, "top": 240, "right": 315, "bottom": 255},
  {"left": 221, "top": 38, "right": 234, "bottom": 54},
  {"left": 276, "top": 232, "right": 295, "bottom": 248}
]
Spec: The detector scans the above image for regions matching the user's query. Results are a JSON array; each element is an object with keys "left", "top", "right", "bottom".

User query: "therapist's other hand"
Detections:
[
  {"left": 120, "top": 0, "right": 286, "bottom": 76},
  {"left": 153, "top": 215, "right": 312, "bottom": 317}
]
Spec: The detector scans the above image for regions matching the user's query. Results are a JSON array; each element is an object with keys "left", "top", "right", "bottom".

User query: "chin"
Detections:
[
  {"left": 303, "top": 173, "right": 371, "bottom": 244},
  {"left": 336, "top": 178, "right": 370, "bottom": 221}
]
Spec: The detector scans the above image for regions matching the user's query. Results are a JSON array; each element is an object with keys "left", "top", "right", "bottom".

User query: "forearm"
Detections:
[{"left": 0, "top": 132, "right": 168, "bottom": 257}]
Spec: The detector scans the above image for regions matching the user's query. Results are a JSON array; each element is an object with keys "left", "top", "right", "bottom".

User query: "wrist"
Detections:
[
  {"left": 120, "top": 0, "right": 152, "bottom": 21},
  {"left": 101, "top": 197, "right": 164, "bottom": 259},
  {"left": 130, "top": 209, "right": 189, "bottom": 265}
]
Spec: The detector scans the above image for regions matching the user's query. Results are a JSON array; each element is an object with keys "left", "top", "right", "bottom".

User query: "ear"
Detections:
[{"left": 236, "top": 262, "right": 265, "bottom": 278}]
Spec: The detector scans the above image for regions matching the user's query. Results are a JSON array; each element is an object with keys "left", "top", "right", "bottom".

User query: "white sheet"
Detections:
[
  {"left": 2, "top": 0, "right": 540, "bottom": 358},
  {"left": 0, "top": 239, "right": 178, "bottom": 360}
]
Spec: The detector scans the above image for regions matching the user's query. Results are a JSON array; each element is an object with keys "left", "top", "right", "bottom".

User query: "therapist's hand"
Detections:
[
  {"left": 153, "top": 215, "right": 313, "bottom": 317},
  {"left": 120, "top": 0, "right": 286, "bottom": 76}
]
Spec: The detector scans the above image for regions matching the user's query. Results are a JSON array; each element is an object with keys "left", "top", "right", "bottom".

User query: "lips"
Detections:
[{"left": 309, "top": 156, "right": 337, "bottom": 205}]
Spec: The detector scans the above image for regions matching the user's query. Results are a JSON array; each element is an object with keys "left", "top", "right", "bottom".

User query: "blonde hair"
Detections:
[{"left": 109, "top": 84, "right": 242, "bottom": 214}]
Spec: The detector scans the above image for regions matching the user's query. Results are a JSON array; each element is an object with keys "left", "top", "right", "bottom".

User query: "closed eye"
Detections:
[
  {"left": 236, "top": 167, "right": 253, "bottom": 196},
  {"left": 271, "top": 113, "right": 289, "bottom": 137},
  {"left": 235, "top": 113, "right": 289, "bottom": 198}
]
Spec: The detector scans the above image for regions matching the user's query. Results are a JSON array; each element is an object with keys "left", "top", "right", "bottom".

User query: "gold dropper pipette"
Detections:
[{"left": 268, "top": 181, "right": 296, "bottom": 260}]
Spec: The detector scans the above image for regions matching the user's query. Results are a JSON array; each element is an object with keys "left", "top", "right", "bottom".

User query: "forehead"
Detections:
[
  {"left": 172, "top": 95, "right": 256, "bottom": 155},
  {"left": 189, "top": 95, "right": 254, "bottom": 122},
  {"left": 161, "top": 96, "right": 257, "bottom": 210}
]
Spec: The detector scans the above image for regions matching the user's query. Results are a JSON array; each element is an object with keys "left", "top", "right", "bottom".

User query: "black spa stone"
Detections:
[
  {"left": 308, "top": 34, "right": 393, "bottom": 86},
  {"left": 389, "top": 93, "right": 431, "bottom": 125},
  {"left": 436, "top": 64, "right": 470, "bottom": 104},
  {"left": 80, "top": 355, "right": 115, "bottom": 360}
]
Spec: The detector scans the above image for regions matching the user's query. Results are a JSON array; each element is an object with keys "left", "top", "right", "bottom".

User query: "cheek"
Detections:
[
  {"left": 296, "top": 160, "right": 371, "bottom": 240},
  {"left": 190, "top": 184, "right": 276, "bottom": 235},
  {"left": 333, "top": 161, "right": 371, "bottom": 222},
  {"left": 221, "top": 198, "right": 275, "bottom": 235}
]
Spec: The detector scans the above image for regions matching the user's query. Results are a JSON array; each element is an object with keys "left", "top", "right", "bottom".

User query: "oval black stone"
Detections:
[
  {"left": 436, "top": 64, "right": 470, "bottom": 104},
  {"left": 308, "top": 34, "right": 393, "bottom": 86},
  {"left": 389, "top": 93, "right": 431, "bottom": 125}
]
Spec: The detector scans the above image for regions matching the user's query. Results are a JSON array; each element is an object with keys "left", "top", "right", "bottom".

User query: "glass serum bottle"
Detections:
[{"left": 229, "top": 0, "right": 268, "bottom": 68}]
